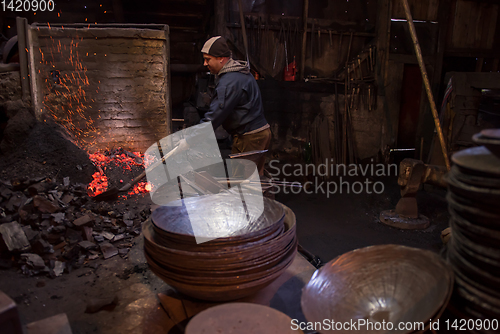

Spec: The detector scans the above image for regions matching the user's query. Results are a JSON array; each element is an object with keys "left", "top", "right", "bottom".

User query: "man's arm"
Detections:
[{"left": 201, "top": 79, "right": 242, "bottom": 131}]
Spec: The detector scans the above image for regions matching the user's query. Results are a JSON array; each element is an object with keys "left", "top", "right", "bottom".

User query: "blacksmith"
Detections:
[{"left": 180, "top": 36, "right": 270, "bottom": 175}]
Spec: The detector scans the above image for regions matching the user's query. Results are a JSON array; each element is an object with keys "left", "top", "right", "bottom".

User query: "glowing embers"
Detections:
[
  {"left": 87, "top": 148, "right": 152, "bottom": 198},
  {"left": 40, "top": 35, "right": 96, "bottom": 149},
  {"left": 88, "top": 171, "right": 108, "bottom": 197}
]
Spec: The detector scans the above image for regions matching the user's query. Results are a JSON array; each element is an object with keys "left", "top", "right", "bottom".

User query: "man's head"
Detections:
[{"left": 201, "top": 36, "right": 231, "bottom": 74}]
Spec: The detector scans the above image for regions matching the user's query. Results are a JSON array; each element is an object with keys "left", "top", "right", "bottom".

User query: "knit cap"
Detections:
[{"left": 201, "top": 36, "right": 231, "bottom": 57}]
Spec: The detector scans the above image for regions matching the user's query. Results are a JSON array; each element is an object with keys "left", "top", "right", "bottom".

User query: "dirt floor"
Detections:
[{"left": 0, "top": 108, "right": 452, "bottom": 333}]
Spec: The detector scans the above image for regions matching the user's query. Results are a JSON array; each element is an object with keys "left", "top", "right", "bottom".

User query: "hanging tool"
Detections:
[
  {"left": 329, "top": 30, "right": 332, "bottom": 47},
  {"left": 345, "top": 31, "right": 353, "bottom": 64},
  {"left": 310, "top": 20, "right": 315, "bottom": 67},
  {"left": 357, "top": 57, "right": 363, "bottom": 80},
  {"left": 317, "top": 29, "right": 321, "bottom": 57},
  {"left": 371, "top": 46, "right": 376, "bottom": 71},
  {"left": 273, "top": 20, "right": 284, "bottom": 70},
  {"left": 368, "top": 46, "right": 373, "bottom": 73},
  {"left": 368, "top": 85, "right": 372, "bottom": 111},
  {"left": 338, "top": 32, "right": 343, "bottom": 67},
  {"left": 355, "top": 86, "right": 361, "bottom": 110}
]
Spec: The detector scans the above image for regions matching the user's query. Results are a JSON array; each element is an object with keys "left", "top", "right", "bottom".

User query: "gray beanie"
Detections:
[{"left": 201, "top": 36, "right": 231, "bottom": 57}]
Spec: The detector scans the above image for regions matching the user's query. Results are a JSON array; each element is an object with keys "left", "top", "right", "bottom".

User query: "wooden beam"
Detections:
[
  {"left": 237, "top": 0, "right": 250, "bottom": 65},
  {"left": 401, "top": 0, "right": 450, "bottom": 171},
  {"left": 16, "top": 17, "right": 30, "bottom": 102},
  {"left": 226, "top": 22, "right": 375, "bottom": 37},
  {"left": 215, "top": 0, "right": 226, "bottom": 36},
  {"left": 444, "top": 47, "right": 500, "bottom": 57},
  {"left": 163, "top": 25, "right": 172, "bottom": 135},
  {"left": 388, "top": 54, "right": 434, "bottom": 64},
  {"left": 375, "top": 0, "right": 391, "bottom": 96},
  {"left": 432, "top": 0, "right": 452, "bottom": 97},
  {"left": 466, "top": 0, "right": 500, "bottom": 4},
  {"left": 300, "top": 0, "right": 309, "bottom": 81},
  {"left": 26, "top": 25, "right": 41, "bottom": 120}
]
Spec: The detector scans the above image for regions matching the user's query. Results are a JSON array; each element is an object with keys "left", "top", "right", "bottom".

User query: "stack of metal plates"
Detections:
[
  {"left": 301, "top": 245, "right": 453, "bottom": 334},
  {"left": 447, "top": 145, "right": 500, "bottom": 322},
  {"left": 144, "top": 194, "right": 297, "bottom": 302}
]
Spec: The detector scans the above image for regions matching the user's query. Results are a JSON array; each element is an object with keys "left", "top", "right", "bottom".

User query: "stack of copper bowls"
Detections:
[
  {"left": 446, "top": 144, "right": 500, "bottom": 324},
  {"left": 144, "top": 192, "right": 297, "bottom": 301}
]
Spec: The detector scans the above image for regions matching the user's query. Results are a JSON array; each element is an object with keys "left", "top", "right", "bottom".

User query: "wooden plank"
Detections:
[
  {"left": 413, "top": 0, "right": 429, "bottom": 21},
  {"left": 432, "top": 0, "right": 452, "bottom": 100},
  {"left": 16, "top": 17, "right": 30, "bottom": 101},
  {"left": 427, "top": 0, "right": 440, "bottom": 21},
  {"left": 34, "top": 27, "right": 167, "bottom": 40},
  {"left": 485, "top": 4, "right": 499, "bottom": 49},
  {"left": 38, "top": 37, "right": 164, "bottom": 48},
  {"left": 377, "top": 0, "right": 392, "bottom": 96},
  {"left": 445, "top": 47, "right": 500, "bottom": 57},
  {"left": 452, "top": 0, "right": 469, "bottom": 48},
  {"left": 445, "top": 0, "right": 457, "bottom": 49},
  {"left": 392, "top": 0, "right": 402, "bottom": 19},
  {"left": 389, "top": 54, "right": 435, "bottom": 63},
  {"left": 477, "top": 2, "right": 492, "bottom": 49},
  {"left": 464, "top": 0, "right": 479, "bottom": 48},
  {"left": 462, "top": 0, "right": 476, "bottom": 49},
  {"left": 450, "top": 0, "right": 462, "bottom": 48}
]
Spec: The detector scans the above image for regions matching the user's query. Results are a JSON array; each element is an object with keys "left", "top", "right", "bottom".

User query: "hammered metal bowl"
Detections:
[
  {"left": 144, "top": 201, "right": 297, "bottom": 301},
  {"left": 301, "top": 245, "right": 453, "bottom": 334}
]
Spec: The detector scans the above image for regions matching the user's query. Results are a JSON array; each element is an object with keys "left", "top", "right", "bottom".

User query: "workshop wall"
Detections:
[
  {"left": 260, "top": 81, "right": 386, "bottom": 164},
  {"left": 29, "top": 25, "right": 171, "bottom": 153}
]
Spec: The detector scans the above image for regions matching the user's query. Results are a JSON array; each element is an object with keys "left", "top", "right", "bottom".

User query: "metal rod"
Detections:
[
  {"left": 390, "top": 148, "right": 415, "bottom": 152},
  {"left": 401, "top": 0, "right": 450, "bottom": 171}
]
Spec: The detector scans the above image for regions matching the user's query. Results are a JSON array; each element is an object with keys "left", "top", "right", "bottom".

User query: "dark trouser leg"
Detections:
[{"left": 231, "top": 128, "right": 271, "bottom": 176}]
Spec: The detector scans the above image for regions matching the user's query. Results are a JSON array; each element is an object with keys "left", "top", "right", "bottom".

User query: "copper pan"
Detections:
[{"left": 301, "top": 245, "right": 453, "bottom": 334}]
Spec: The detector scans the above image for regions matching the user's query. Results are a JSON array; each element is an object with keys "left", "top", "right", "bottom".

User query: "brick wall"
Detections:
[{"left": 28, "top": 25, "right": 171, "bottom": 153}]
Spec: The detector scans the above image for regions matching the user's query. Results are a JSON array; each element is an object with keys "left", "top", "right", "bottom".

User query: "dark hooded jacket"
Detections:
[{"left": 201, "top": 59, "right": 268, "bottom": 135}]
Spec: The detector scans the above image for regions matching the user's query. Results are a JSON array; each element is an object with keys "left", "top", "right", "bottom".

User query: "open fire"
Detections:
[{"left": 87, "top": 148, "right": 152, "bottom": 198}]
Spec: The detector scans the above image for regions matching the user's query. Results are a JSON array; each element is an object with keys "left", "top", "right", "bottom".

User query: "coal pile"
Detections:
[
  {"left": 0, "top": 105, "right": 153, "bottom": 279},
  {"left": 0, "top": 176, "right": 150, "bottom": 277}
]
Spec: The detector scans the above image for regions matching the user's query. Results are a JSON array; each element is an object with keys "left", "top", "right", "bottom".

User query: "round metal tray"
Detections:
[{"left": 301, "top": 245, "right": 453, "bottom": 334}]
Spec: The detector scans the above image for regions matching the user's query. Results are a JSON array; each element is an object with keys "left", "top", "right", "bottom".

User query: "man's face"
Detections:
[{"left": 203, "top": 54, "right": 224, "bottom": 74}]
